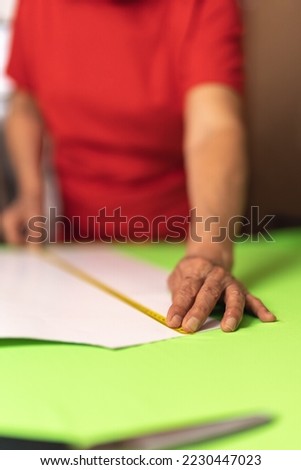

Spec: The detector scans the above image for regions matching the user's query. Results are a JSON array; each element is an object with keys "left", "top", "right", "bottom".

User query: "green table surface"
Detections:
[{"left": 0, "top": 229, "right": 300, "bottom": 449}]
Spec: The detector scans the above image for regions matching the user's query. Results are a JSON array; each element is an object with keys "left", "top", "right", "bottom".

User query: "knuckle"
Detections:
[
  {"left": 178, "top": 284, "right": 197, "bottom": 299},
  {"left": 231, "top": 289, "right": 244, "bottom": 298},
  {"left": 202, "top": 283, "right": 221, "bottom": 301},
  {"left": 178, "top": 258, "right": 192, "bottom": 270},
  {"left": 228, "top": 283, "right": 244, "bottom": 298},
  {"left": 192, "top": 298, "right": 211, "bottom": 316},
  {"left": 225, "top": 307, "right": 242, "bottom": 319},
  {"left": 173, "top": 286, "right": 195, "bottom": 304},
  {"left": 213, "top": 266, "right": 226, "bottom": 278},
  {"left": 182, "top": 274, "right": 198, "bottom": 284}
]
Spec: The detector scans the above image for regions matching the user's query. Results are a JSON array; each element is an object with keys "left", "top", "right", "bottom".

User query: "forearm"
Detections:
[
  {"left": 4, "top": 91, "right": 44, "bottom": 202},
  {"left": 168, "top": 86, "right": 275, "bottom": 333},
  {"left": 185, "top": 123, "right": 247, "bottom": 269}
]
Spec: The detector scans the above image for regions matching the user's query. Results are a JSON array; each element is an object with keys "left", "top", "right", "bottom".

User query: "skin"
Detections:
[
  {"left": 1, "top": 84, "right": 276, "bottom": 332},
  {"left": 1, "top": 91, "right": 43, "bottom": 244},
  {"left": 167, "top": 84, "right": 276, "bottom": 332}
]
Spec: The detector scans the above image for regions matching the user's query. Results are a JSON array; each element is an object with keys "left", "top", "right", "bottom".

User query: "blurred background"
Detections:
[
  {"left": 0, "top": 0, "right": 301, "bottom": 228},
  {"left": 0, "top": 0, "right": 16, "bottom": 211}
]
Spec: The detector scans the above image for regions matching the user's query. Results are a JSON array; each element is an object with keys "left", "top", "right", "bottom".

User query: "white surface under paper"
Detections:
[{"left": 0, "top": 247, "right": 219, "bottom": 348}]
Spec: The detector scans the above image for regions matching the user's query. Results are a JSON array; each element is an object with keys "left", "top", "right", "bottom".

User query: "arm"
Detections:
[
  {"left": 1, "top": 90, "right": 44, "bottom": 244},
  {"left": 166, "top": 84, "right": 276, "bottom": 332},
  {"left": 184, "top": 84, "right": 247, "bottom": 269}
]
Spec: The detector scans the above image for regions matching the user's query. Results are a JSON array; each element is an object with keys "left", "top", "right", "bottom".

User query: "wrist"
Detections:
[{"left": 186, "top": 240, "right": 233, "bottom": 271}]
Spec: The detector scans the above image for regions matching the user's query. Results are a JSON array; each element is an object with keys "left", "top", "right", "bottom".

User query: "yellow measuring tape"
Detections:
[{"left": 42, "top": 250, "right": 187, "bottom": 335}]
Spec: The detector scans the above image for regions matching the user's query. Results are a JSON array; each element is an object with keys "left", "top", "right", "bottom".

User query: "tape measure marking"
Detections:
[{"left": 42, "top": 250, "right": 187, "bottom": 335}]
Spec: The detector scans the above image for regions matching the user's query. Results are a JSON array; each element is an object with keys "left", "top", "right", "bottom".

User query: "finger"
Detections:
[
  {"left": 245, "top": 293, "right": 276, "bottom": 322},
  {"left": 166, "top": 275, "right": 205, "bottom": 328},
  {"left": 221, "top": 283, "right": 245, "bottom": 332},
  {"left": 182, "top": 267, "right": 226, "bottom": 333},
  {"left": 1, "top": 212, "right": 25, "bottom": 245}
]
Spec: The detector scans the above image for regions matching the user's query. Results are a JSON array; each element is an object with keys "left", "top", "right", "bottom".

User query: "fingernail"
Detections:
[
  {"left": 168, "top": 314, "right": 182, "bottom": 328},
  {"left": 185, "top": 317, "right": 201, "bottom": 333},
  {"left": 224, "top": 317, "right": 237, "bottom": 332}
]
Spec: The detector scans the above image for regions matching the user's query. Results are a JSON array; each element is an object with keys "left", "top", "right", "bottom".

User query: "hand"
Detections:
[
  {"left": 0, "top": 197, "right": 43, "bottom": 245},
  {"left": 166, "top": 255, "right": 276, "bottom": 333}
]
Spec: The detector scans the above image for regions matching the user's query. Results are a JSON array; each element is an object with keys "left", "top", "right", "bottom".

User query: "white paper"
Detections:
[{"left": 0, "top": 247, "right": 219, "bottom": 349}]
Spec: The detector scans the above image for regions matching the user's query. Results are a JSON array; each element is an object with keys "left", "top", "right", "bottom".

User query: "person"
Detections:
[{"left": 1, "top": 0, "right": 276, "bottom": 333}]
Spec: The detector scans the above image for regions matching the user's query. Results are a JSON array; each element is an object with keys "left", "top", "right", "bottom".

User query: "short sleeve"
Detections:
[
  {"left": 6, "top": 0, "right": 35, "bottom": 92},
  {"left": 180, "top": 0, "right": 244, "bottom": 95}
]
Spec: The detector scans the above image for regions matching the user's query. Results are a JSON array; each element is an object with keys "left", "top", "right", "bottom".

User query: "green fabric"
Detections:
[{"left": 0, "top": 229, "right": 300, "bottom": 449}]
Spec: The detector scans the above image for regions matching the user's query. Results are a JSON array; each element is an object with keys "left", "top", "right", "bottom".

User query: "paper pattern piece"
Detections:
[{"left": 0, "top": 246, "right": 219, "bottom": 348}]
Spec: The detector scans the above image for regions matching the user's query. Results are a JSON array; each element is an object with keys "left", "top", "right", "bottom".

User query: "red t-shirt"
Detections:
[{"left": 7, "top": 0, "right": 243, "bottom": 241}]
